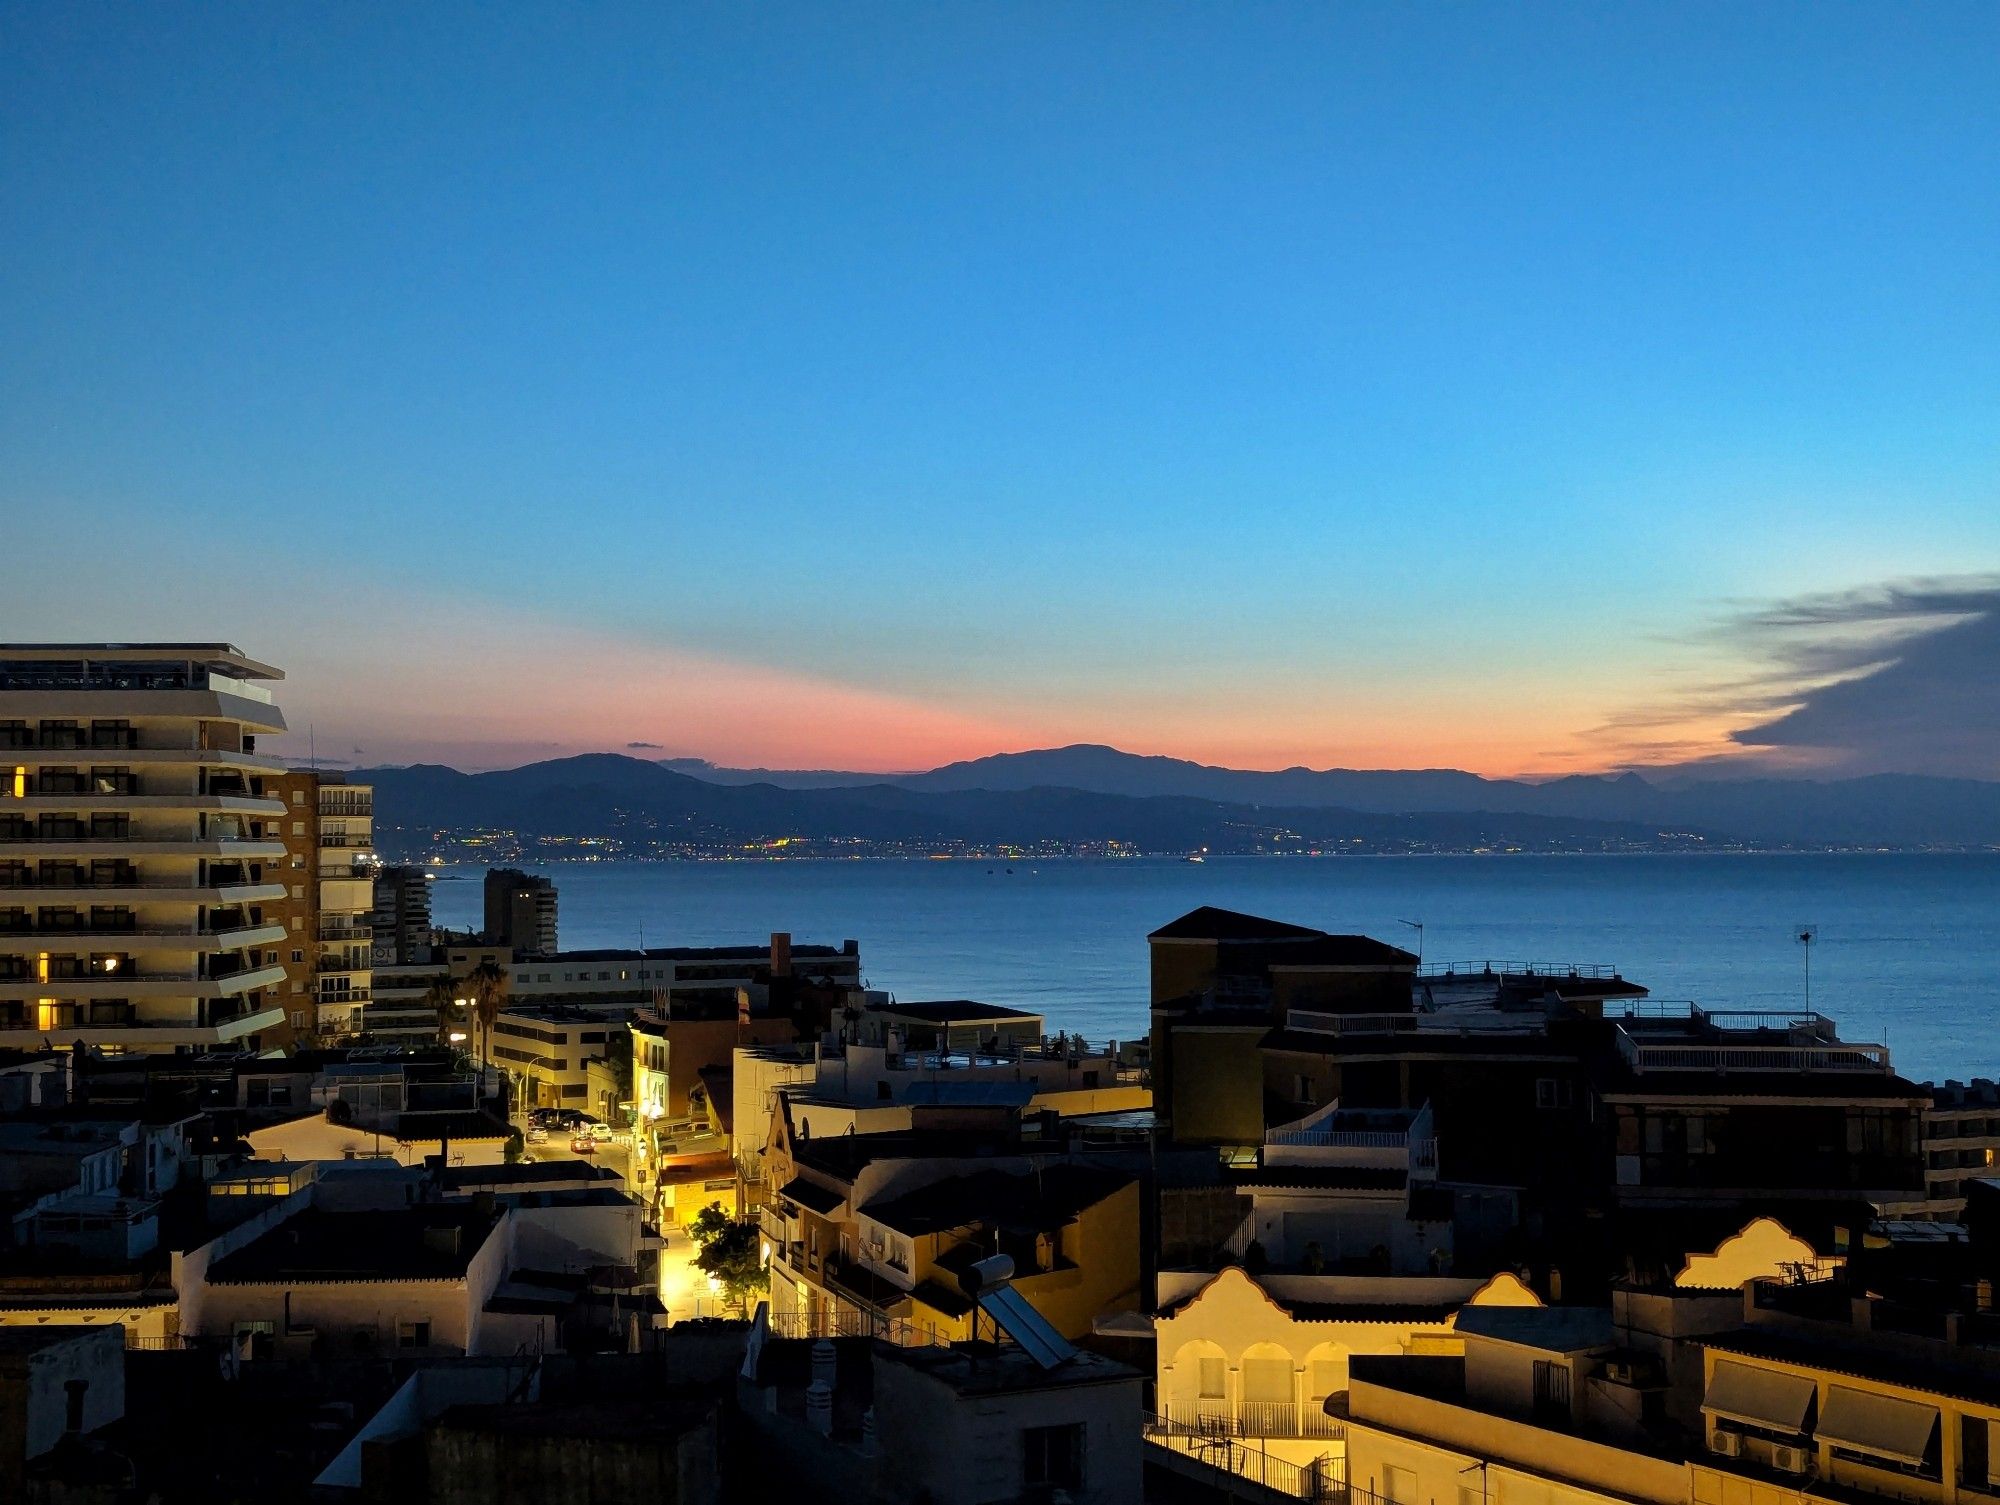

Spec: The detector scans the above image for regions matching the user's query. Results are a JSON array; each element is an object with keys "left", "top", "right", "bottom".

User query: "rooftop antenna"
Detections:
[
  {"left": 1795, "top": 924, "right": 1817, "bottom": 1013},
  {"left": 1397, "top": 919, "right": 1424, "bottom": 965}
]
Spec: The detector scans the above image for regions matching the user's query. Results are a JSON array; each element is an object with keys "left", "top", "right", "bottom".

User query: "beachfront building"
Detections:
[{"left": 0, "top": 644, "right": 290, "bottom": 1053}]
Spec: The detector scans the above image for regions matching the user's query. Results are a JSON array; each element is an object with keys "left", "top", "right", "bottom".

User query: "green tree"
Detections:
[
  {"left": 686, "top": 1201, "right": 733, "bottom": 1249},
  {"left": 693, "top": 1219, "right": 768, "bottom": 1313}
]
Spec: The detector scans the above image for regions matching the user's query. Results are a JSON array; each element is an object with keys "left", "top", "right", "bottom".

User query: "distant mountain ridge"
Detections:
[
  {"left": 358, "top": 753, "right": 1722, "bottom": 858},
  {"left": 655, "top": 743, "right": 2000, "bottom": 848}
]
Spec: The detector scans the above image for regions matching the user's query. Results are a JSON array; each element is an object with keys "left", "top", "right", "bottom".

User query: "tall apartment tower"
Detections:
[
  {"left": 483, "top": 867, "right": 557, "bottom": 957},
  {"left": 262, "top": 769, "right": 374, "bottom": 1047},
  {"left": 0, "top": 644, "right": 291, "bottom": 1053},
  {"left": 370, "top": 865, "right": 433, "bottom": 966}
]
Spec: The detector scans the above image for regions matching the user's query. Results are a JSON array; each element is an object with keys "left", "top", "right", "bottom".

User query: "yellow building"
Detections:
[{"left": 759, "top": 1100, "right": 1141, "bottom": 1344}]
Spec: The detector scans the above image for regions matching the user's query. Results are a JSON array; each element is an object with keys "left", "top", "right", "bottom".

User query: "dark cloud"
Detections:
[
  {"left": 1572, "top": 575, "right": 2000, "bottom": 778},
  {"left": 1597, "top": 574, "right": 2000, "bottom": 779},
  {"left": 625, "top": 740, "right": 663, "bottom": 750},
  {"left": 1720, "top": 576, "right": 2000, "bottom": 777}
]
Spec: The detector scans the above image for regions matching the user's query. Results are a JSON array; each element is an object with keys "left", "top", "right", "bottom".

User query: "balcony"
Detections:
[
  {"left": 1, "top": 791, "right": 285, "bottom": 816},
  {"left": 1145, "top": 1413, "right": 1346, "bottom": 1503},
  {"left": 0, "top": 1002, "right": 286, "bottom": 1049},
  {"left": 0, "top": 832, "right": 287, "bottom": 859},
  {"left": 0, "top": 962, "right": 286, "bottom": 1000},
  {"left": 1156, "top": 1403, "right": 1346, "bottom": 1441},
  {"left": 0, "top": 874, "right": 287, "bottom": 903},
  {"left": 0, "top": 923, "right": 286, "bottom": 953},
  {"left": 318, "top": 922, "right": 374, "bottom": 943}
]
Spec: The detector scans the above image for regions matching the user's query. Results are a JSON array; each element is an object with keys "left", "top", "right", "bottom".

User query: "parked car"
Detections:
[
  {"left": 586, "top": 1120, "right": 614, "bottom": 1143},
  {"left": 525, "top": 1126, "right": 548, "bottom": 1145}
]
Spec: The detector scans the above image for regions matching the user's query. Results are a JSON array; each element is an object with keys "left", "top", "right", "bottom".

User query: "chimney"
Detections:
[{"left": 771, "top": 933, "right": 792, "bottom": 979}]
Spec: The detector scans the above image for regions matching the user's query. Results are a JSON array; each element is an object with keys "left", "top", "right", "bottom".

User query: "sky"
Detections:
[{"left": 4, "top": 4, "right": 1997, "bottom": 778}]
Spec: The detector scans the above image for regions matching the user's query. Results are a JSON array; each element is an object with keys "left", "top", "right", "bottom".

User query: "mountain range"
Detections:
[{"left": 359, "top": 745, "right": 2000, "bottom": 855}]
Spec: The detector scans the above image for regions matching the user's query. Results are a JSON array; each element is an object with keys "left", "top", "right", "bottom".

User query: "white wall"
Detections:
[
  {"left": 876, "top": 1360, "right": 1143, "bottom": 1505},
  {"left": 15, "top": 1326, "right": 125, "bottom": 1461}
]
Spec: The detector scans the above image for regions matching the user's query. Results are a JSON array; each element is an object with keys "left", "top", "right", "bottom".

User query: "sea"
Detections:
[{"left": 425, "top": 854, "right": 2000, "bottom": 1085}]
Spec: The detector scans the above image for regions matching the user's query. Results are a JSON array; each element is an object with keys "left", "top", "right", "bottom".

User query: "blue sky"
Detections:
[{"left": 5, "top": 4, "right": 1997, "bottom": 773}]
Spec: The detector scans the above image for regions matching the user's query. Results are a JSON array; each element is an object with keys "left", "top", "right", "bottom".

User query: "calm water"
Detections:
[{"left": 427, "top": 854, "right": 2000, "bottom": 1084}]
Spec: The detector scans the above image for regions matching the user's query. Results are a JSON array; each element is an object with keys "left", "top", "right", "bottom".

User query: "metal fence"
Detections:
[{"left": 1144, "top": 1412, "right": 1346, "bottom": 1502}]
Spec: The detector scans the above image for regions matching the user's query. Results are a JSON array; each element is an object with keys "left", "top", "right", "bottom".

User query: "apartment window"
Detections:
[
  {"left": 291, "top": 917, "right": 301, "bottom": 931},
  {"left": 291, "top": 886, "right": 303, "bottom": 899},
  {"left": 291, "top": 949, "right": 304, "bottom": 963},
  {"left": 292, "top": 791, "right": 304, "bottom": 805},
  {"left": 1021, "top": 1424, "right": 1085, "bottom": 1494},
  {"left": 1536, "top": 1078, "right": 1575, "bottom": 1110},
  {"left": 1198, "top": 1357, "right": 1226, "bottom": 1398},
  {"left": 1296, "top": 1074, "right": 1317, "bottom": 1105},
  {"left": 396, "top": 1320, "right": 431, "bottom": 1349},
  {"left": 291, "top": 821, "right": 305, "bottom": 836},
  {"left": 290, "top": 1011, "right": 307, "bottom": 1029}
]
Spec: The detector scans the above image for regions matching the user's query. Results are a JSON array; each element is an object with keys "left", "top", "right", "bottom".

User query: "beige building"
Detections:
[{"left": 0, "top": 644, "right": 290, "bottom": 1053}]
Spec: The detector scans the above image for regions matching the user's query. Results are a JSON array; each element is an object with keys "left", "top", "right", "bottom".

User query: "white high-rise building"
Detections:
[{"left": 0, "top": 644, "right": 292, "bottom": 1052}]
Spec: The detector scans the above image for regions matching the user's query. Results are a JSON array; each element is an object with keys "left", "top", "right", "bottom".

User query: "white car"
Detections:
[{"left": 586, "top": 1120, "right": 614, "bottom": 1143}]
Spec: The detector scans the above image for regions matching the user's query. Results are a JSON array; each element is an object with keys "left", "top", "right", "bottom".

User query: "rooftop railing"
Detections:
[
  {"left": 1145, "top": 1413, "right": 1346, "bottom": 1502},
  {"left": 1419, "top": 959, "right": 1621, "bottom": 980},
  {"left": 1614, "top": 1030, "right": 1891, "bottom": 1074},
  {"left": 1285, "top": 1009, "right": 1543, "bottom": 1038}
]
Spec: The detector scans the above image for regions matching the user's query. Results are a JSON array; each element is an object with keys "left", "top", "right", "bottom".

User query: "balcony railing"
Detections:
[
  {"left": 1145, "top": 1413, "right": 1346, "bottom": 1503},
  {"left": 757, "top": 1306, "right": 951, "bottom": 1349},
  {"left": 1419, "top": 959, "right": 1620, "bottom": 980},
  {"left": 1157, "top": 1403, "right": 1346, "bottom": 1441},
  {"left": 1614, "top": 1031, "right": 1891, "bottom": 1074}
]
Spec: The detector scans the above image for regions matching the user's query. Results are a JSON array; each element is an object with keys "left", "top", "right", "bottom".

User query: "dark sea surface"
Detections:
[{"left": 425, "top": 854, "right": 2000, "bottom": 1084}]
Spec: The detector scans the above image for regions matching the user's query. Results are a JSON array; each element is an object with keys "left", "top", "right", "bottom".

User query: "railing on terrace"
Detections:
[
  {"left": 1286, "top": 1009, "right": 1543, "bottom": 1038},
  {"left": 1158, "top": 1403, "right": 1347, "bottom": 1441},
  {"left": 1145, "top": 1413, "right": 1346, "bottom": 1503},
  {"left": 1608, "top": 1000, "right": 1837, "bottom": 1035},
  {"left": 1419, "top": 960, "right": 1620, "bottom": 980},
  {"left": 1615, "top": 1032, "right": 1890, "bottom": 1074},
  {"left": 760, "top": 1307, "right": 951, "bottom": 1348}
]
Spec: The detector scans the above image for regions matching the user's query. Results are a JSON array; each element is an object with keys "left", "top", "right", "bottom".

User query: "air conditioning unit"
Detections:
[
  {"left": 1711, "top": 1431, "right": 1743, "bottom": 1458},
  {"left": 1770, "top": 1445, "right": 1810, "bottom": 1475}
]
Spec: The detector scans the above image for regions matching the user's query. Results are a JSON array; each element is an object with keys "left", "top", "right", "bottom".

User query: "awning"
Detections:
[
  {"left": 1816, "top": 1386, "right": 1940, "bottom": 1467},
  {"left": 1702, "top": 1360, "right": 1817, "bottom": 1434}
]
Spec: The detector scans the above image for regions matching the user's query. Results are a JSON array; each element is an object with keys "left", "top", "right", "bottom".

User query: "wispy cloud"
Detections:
[
  {"left": 1588, "top": 574, "right": 2000, "bottom": 779},
  {"left": 625, "top": 740, "right": 663, "bottom": 749}
]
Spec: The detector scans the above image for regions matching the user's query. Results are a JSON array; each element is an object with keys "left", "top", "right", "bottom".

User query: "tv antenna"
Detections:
[
  {"left": 1397, "top": 919, "right": 1424, "bottom": 965},
  {"left": 1795, "top": 924, "right": 1817, "bottom": 1012}
]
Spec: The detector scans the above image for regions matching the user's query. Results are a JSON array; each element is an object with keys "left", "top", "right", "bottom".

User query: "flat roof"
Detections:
[
  {"left": 524, "top": 944, "right": 849, "bottom": 964},
  {"left": 859, "top": 1162, "right": 1131, "bottom": 1238},
  {"left": 0, "top": 642, "right": 282, "bottom": 679},
  {"left": 872, "top": 1000, "right": 1041, "bottom": 1023},
  {"left": 1454, "top": 1305, "right": 1616, "bottom": 1353},
  {"left": 206, "top": 1204, "right": 504, "bottom": 1283},
  {"left": 875, "top": 1340, "right": 1142, "bottom": 1396}
]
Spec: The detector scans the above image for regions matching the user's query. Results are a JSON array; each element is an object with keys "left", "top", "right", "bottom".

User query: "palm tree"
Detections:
[
  {"left": 458, "top": 959, "right": 510, "bottom": 1093},
  {"left": 423, "top": 978, "right": 459, "bottom": 1053}
]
